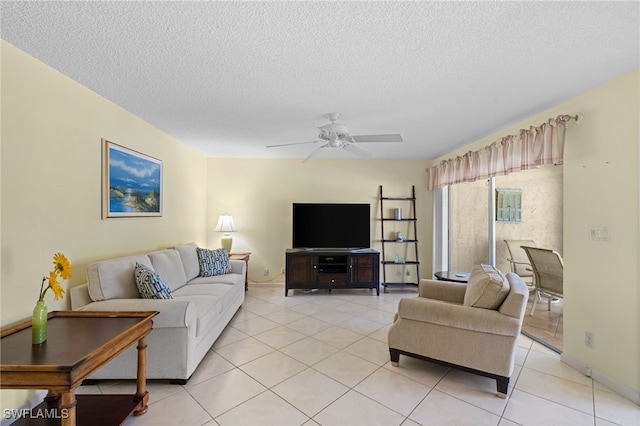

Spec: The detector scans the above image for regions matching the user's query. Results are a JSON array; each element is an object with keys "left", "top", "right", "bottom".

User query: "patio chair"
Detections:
[
  {"left": 504, "top": 239, "right": 536, "bottom": 290},
  {"left": 521, "top": 246, "right": 564, "bottom": 315}
]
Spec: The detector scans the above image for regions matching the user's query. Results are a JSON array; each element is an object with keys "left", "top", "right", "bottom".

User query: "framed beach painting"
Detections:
[{"left": 102, "top": 139, "right": 162, "bottom": 218}]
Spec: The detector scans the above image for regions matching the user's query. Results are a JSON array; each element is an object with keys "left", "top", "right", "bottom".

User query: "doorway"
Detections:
[{"left": 443, "top": 164, "right": 564, "bottom": 351}]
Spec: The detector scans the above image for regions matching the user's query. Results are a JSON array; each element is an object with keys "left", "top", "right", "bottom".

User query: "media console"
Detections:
[{"left": 285, "top": 248, "right": 380, "bottom": 296}]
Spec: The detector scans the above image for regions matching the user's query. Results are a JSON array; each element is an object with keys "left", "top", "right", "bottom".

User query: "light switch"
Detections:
[{"left": 590, "top": 226, "right": 608, "bottom": 241}]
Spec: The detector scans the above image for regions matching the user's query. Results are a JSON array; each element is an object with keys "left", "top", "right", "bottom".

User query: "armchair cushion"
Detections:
[{"left": 463, "top": 264, "right": 510, "bottom": 309}]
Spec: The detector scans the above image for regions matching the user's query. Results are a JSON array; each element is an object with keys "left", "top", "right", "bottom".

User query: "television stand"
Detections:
[{"left": 285, "top": 248, "right": 380, "bottom": 296}]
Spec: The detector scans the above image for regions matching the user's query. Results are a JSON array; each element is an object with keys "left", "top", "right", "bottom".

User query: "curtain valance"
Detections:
[{"left": 426, "top": 115, "right": 575, "bottom": 190}]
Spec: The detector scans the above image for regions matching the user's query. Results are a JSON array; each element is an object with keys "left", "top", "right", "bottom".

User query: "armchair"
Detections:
[{"left": 388, "top": 264, "right": 529, "bottom": 398}]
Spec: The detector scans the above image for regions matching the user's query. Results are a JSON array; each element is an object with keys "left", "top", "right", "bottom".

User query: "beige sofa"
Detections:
[
  {"left": 388, "top": 264, "right": 529, "bottom": 398},
  {"left": 70, "top": 242, "right": 246, "bottom": 384}
]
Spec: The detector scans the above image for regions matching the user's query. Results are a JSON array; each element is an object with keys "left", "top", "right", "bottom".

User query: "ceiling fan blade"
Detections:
[
  {"left": 343, "top": 143, "right": 373, "bottom": 158},
  {"left": 266, "top": 141, "right": 317, "bottom": 148},
  {"left": 302, "top": 144, "right": 328, "bottom": 163},
  {"left": 351, "top": 134, "right": 403, "bottom": 143}
]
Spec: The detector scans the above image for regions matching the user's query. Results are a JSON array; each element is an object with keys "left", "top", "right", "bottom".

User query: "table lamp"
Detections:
[{"left": 215, "top": 214, "right": 237, "bottom": 253}]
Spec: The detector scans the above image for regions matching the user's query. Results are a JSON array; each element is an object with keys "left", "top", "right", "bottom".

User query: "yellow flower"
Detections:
[
  {"left": 47, "top": 271, "right": 59, "bottom": 289},
  {"left": 50, "top": 280, "right": 65, "bottom": 301},
  {"left": 38, "top": 253, "right": 71, "bottom": 302},
  {"left": 53, "top": 253, "right": 72, "bottom": 280}
]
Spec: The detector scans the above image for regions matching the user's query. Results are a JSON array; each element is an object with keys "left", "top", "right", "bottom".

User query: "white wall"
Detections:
[
  {"left": 433, "top": 70, "right": 640, "bottom": 400},
  {"left": 205, "top": 158, "right": 432, "bottom": 284},
  {"left": 1, "top": 41, "right": 209, "bottom": 413}
]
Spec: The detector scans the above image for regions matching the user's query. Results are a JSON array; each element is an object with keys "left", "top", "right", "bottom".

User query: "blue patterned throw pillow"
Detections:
[
  {"left": 134, "top": 262, "right": 173, "bottom": 299},
  {"left": 196, "top": 248, "right": 232, "bottom": 277}
]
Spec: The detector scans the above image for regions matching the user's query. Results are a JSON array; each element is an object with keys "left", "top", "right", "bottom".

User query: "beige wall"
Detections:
[
  {"left": 434, "top": 70, "right": 640, "bottom": 399},
  {"left": 2, "top": 38, "right": 637, "bottom": 411},
  {"left": 561, "top": 70, "right": 639, "bottom": 399},
  {"left": 1, "top": 41, "right": 209, "bottom": 411},
  {"left": 206, "top": 158, "right": 432, "bottom": 284},
  {"left": 450, "top": 164, "right": 563, "bottom": 273}
]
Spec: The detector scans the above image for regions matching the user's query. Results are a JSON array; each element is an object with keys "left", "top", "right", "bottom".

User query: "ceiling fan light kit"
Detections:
[{"left": 267, "top": 112, "right": 403, "bottom": 162}]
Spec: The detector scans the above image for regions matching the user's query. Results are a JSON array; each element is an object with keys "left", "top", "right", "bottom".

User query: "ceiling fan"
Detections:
[{"left": 267, "top": 113, "right": 403, "bottom": 162}]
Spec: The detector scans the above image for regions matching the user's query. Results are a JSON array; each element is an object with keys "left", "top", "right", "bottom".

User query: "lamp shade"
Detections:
[{"left": 214, "top": 214, "right": 237, "bottom": 233}]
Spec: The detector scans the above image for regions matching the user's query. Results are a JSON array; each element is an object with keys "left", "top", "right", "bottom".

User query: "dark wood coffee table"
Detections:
[{"left": 1, "top": 310, "right": 158, "bottom": 426}]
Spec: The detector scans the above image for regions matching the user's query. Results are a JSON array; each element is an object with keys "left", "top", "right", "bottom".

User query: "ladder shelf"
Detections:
[{"left": 378, "top": 185, "right": 421, "bottom": 292}]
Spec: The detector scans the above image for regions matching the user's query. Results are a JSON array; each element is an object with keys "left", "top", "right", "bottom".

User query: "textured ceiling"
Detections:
[{"left": 2, "top": 1, "right": 639, "bottom": 160}]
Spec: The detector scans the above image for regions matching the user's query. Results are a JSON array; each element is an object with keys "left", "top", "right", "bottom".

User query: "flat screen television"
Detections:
[{"left": 292, "top": 203, "right": 370, "bottom": 249}]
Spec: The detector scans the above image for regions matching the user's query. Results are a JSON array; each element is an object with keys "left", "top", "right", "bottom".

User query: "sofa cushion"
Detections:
[
  {"left": 174, "top": 283, "right": 239, "bottom": 314},
  {"left": 149, "top": 250, "right": 188, "bottom": 292},
  {"left": 463, "top": 264, "right": 510, "bottom": 309},
  {"left": 172, "top": 291, "right": 222, "bottom": 335},
  {"left": 172, "top": 243, "right": 201, "bottom": 281},
  {"left": 134, "top": 262, "right": 174, "bottom": 299},
  {"left": 87, "top": 254, "right": 152, "bottom": 301},
  {"left": 188, "top": 273, "right": 244, "bottom": 287},
  {"left": 196, "top": 248, "right": 232, "bottom": 277}
]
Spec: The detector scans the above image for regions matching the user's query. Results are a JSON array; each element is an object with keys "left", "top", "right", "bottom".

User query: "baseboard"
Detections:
[
  {"left": 561, "top": 353, "right": 640, "bottom": 405},
  {"left": 1, "top": 390, "right": 47, "bottom": 426}
]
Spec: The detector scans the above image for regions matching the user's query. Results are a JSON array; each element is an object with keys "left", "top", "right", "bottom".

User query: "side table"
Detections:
[
  {"left": 434, "top": 270, "right": 470, "bottom": 283},
  {"left": 1, "top": 310, "right": 158, "bottom": 426},
  {"left": 230, "top": 252, "right": 251, "bottom": 290}
]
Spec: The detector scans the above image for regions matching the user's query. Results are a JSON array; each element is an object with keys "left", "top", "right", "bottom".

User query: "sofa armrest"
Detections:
[
  {"left": 70, "top": 283, "right": 92, "bottom": 310},
  {"left": 229, "top": 259, "right": 247, "bottom": 277},
  {"left": 418, "top": 279, "right": 467, "bottom": 304},
  {"left": 397, "top": 297, "right": 521, "bottom": 337},
  {"left": 499, "top": 273, "right": 530, "bottom": 319},
  {"left": 76, "top": 298, "right": 197, "bottom": 330}
]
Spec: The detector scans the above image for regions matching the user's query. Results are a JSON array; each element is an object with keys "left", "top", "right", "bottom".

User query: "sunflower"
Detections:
[
  {"left": 38, "top": 253, "right": 71, "bottom": 302},
  {"left": 41, "top": 270, "right": 65, "bottom": 301},
  {"left": 46, "top": 271, "right": 59, "bottom": 289},
  {"left": 49, "top": 280, "right": 65, "bottom": 300},
  {"left": 53, "top": 253, "right": 72, "bottom": 280}
]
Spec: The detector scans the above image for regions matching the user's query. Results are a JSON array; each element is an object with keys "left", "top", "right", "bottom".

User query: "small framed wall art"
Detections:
[
  {"left": 102, "top": 139, "right": 162, "bottom": 218},
  {"left": 495, "top": 188, "right": 522, "bottom": 223}
]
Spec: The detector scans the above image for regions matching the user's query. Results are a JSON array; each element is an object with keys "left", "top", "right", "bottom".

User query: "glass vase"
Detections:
[{"left": 32, "top": 300, "right": 48, "bottom": 345}]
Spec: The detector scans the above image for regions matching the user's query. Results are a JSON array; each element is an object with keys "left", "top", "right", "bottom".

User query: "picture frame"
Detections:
[
  {"left": 102, "top": 139, "right": 162, "bottom": 218},
  {"left": 495, "top": 188, "right": 522, "bottom": 223}
]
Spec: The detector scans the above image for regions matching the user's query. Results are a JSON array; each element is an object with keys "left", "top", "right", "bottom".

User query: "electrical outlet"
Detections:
[
  {"left": 585, "top": 331, "right": 594, "bottom": 348},
  {"left": 263, "top": 268, "right": 269, "bottom": 276},
  {"left": 406, "top": 270, "right": 412, "bottom": 276}
]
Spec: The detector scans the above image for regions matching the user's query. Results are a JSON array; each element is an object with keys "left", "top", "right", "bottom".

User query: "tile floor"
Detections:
[
  {"left": 521, "top": 294, "right": 564, "bottom": 353},
  {"left": 79, "top": 283, "right": 639, "bottom": 426}
]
